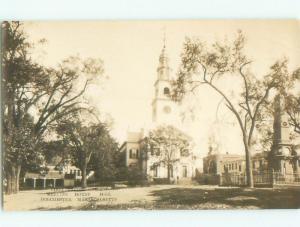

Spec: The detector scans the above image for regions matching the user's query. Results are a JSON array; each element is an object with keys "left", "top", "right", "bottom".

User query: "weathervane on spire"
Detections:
[{"left": 163, "top": 26, "right": 166, "bottom": 48}]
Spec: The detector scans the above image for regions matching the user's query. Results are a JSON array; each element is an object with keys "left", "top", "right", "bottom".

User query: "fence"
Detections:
[
  {"left": 273, "top": 172, "right": 300, "bottom": 185},
  {"left": 220, "top": 171, "right": 300, "bottom": 187}
]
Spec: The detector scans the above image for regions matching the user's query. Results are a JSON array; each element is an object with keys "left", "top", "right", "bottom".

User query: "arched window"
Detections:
[
  {"left": 129, "top": 149, "right": 133, "bottom": 158},
  {"left": 163, "top": 87, "right": 170, "bottom": 95},
  {"left": 136, "top": 149, "right": 139, "bottom": 158}
]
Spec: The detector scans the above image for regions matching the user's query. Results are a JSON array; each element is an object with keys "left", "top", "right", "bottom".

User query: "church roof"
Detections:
[{"left": 127, "top": 131, "right": 143, "bottom": 143}]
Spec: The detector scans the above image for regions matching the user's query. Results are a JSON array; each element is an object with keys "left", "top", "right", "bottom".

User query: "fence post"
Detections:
[
  {"left": 218, "top": 174, "right": 222, "bottom": 186},
  {"left": 271, "top": 170, "right": 275, "bottom": 187}
]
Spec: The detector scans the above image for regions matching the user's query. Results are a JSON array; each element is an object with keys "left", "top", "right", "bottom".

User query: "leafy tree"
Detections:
[
  {"left": 40, "top": 140, "right": 68, "bottom": 165},
  {"left": 89, "top": 129, "right": 119, "bottom": 183},
  {"left": 57, "top": 119, "right": 112, "bottom": 188},
  {"left": 171, "top": 31, "right": 299, "bottom": 187},
  {"left": 285, "top": 93, "right": 300, "bottom": 134},
  {"left": 144, "top": 125, "right": 192, "bottom": 183},
  {"left": 3, "top": 114, "right": 43, "bottom": 193},
  {"left": 2, "top": 21, "right": 104, "bottom": 193}
]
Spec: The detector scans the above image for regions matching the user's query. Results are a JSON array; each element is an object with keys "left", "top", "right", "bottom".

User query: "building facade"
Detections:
[
  {"left": 203, "top": 150, "right": 269, "bottom": 176},
  {"left": 119, "top": 129, "right": 195, "bottom": 183},
  {"left": 22, "top": 157, "right": 86, "bottom": 189}
]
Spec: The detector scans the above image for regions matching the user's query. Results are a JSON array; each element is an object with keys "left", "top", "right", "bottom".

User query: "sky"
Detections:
[{"left": 23, "top": 20, "right": 300, "bottom": 159}]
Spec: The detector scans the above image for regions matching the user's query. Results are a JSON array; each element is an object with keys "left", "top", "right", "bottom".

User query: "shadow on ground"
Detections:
[
  {"left": 148, "top": 187, "right": 300, "bottom": 209},
  {"left": 81, "top": 187, "right": 300, "bottom": 210}
]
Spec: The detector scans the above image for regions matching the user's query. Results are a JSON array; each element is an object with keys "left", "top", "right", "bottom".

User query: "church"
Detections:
[{"left": 119, "top": 42, "right": 196, "bottom": 183}]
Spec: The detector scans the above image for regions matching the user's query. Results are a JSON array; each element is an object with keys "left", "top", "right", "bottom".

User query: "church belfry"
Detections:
[
  {"left": 157, "top": 44, "right": 170, "bottom": 80},
  {"left": 152, "top": 41, "right": 178, "bottom": 125}
]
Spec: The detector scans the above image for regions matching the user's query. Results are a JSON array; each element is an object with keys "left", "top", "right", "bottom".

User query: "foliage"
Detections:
[
  {"left": 285, "top": 93, "right": 300, "bottom": 134},
  {"left": 171, "top": 30, "right": 299, "bottom": 187},
  {"left": 89, "top": 130, "right": 120, "bottom": 182},
  {"left": 145, "top": 125, "right": 192, "bottom": 181},
  {"left": 2, "top": 21, "right": 104, "bottom": 193},
  {"left": 56, "top": 116, "right": 116, "bottom": 188},
  {"left": 115, "top": 165, "right": 147, "bottom": 186}
]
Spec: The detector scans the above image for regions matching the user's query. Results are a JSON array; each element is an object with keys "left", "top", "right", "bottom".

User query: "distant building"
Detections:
[
  {"left": 23, "top": 157, "right": 83, "bottom": 189},
  {"left": 203, "top": 150, "right": 269, "bottom": 175},
  {"left": 203, "top": 94, "right": 300, "bottom": 179}
]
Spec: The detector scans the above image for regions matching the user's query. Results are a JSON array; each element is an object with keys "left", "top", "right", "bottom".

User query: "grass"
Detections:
[
  {"left": 80, "top": 186, "right": 300, "bottom": 210},
  {"left": 6, "top": 185, "right": 300, "bottom": 210}
]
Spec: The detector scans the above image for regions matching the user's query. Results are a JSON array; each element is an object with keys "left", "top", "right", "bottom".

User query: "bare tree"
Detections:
[{"left": 172, "top": 31, "right": 299, "bottom": 187}]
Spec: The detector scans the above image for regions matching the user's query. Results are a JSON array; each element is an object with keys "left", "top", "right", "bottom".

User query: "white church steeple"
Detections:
[
  {"left": 157, "top": 40, "right": 170, "bottom": 81},
  {"left": 152, "top": 38, "right": 179, "bottom": 125}
]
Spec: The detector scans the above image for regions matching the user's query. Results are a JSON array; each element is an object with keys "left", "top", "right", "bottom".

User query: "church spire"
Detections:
[
  {"left": 163, "top": 28, "right": 166, "bottom": 48},
  {"left": 157, "top": 30, "right": 170, "bottom": 80}
]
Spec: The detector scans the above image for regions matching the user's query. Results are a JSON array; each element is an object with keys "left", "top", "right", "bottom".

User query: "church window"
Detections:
[
  {"left": 150, "top": 149, "right": 154, "bottom": 156},
  {"left": 153, "top": 147, "right": 160, "bottom": 156},
  {"left": 133, "top": 149, "right": 138, "bottom": 159},
  {"left": 163, "top": 87, "right": 170, "bottom": 95},
  {"left": 182, "top": 166, "right": 188, "bottom": 177},
  {"left": 163, "top": 106, "right": 171, "bottom": 114},
  {"left": 129, "top": 163, "right": 137, "bottom": 168},
  {"left": 153, "top": 108, "right": 157, "bottom": 119}
]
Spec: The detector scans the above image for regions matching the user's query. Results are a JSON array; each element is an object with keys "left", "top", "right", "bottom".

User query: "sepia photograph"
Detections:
[{"left": 1, "top": 20, "right": 300, "bottom": 211}]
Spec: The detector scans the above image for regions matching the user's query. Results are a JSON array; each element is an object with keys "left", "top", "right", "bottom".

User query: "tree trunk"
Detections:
[
  {"left": 167, "top": 164, "right": 171, "bottom": 184},
  {"left": 5, "top": 164, "right": 23, "bottom": 194},
  {"left": 15, "top": 164, "right": 21, "bottom": 193},
  {"left": 6, "top": 172, "right": 12, "bottom": 194},
  {"left": 81, "top": 163, "right": 87, "bottom": 188},
  {"left": 245, "top": 145, "right": 254, "bottom": 188},
  {"left": 11, "top": 166, "right": 17, "bottom": 193}
]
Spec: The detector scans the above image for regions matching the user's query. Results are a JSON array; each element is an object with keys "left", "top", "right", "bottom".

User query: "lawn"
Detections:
[{"left": 3, "top": 185, "right": 300, "bottom": 211}]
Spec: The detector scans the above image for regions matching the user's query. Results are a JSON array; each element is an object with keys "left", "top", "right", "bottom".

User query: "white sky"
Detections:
[{"left": 23, "top": 20, "right": 300, "bottom": 159}]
